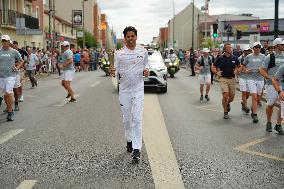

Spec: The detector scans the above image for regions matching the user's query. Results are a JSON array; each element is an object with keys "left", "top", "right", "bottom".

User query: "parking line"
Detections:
[
  {"left": 234, "top": 138, "right": 284, "bottom": 162},
  {"left": 143, "top": 94, "right": 185, "bottom": 189},
  {"left": 239, "top": 149, "right": 284, "bottom": 162},
  {"left": 234, "top": 137, "right": 268, "bottom": 150},
  {"left": 16, "top": 180, "right": 37, "bottom": 189},
  {"left": 0, "top": 129, "right": 24, "bottom": 145},
  {"left": 91, "top": 81, "right": 101, "bottom": 88}
]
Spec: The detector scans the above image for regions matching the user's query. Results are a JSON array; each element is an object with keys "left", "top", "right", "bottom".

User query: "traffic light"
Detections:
[
  {"left": 213, "top": 23, "right": 218, "bottom": 38},
  {"left": 236, "top": 30, "right": 242, "bottom": 40}
]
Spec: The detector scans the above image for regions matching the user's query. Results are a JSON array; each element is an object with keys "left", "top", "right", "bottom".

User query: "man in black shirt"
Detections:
[{"left": 212, "top": 43, "right": 241, "bottom": 119}]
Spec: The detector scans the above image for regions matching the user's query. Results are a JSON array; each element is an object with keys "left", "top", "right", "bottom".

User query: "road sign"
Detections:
[
  {"left": 77, "top": 31, "right": 83, "bottom": 38},
  {"left": 72, "top": 10, "right": 83, "bottom": 27}
]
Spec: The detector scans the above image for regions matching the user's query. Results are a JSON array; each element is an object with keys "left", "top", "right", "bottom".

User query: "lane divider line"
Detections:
[
  {"left": 91, "top": 81, "right": 101, "bottom": 88},
  {"left": 54, "top": 93, "right": 80, "bottom": 107},
  {"left": 16, "top": 180, "right": 37, "bottom": 189},
  {"left": 0, "top": 129, "right": 24, "bottom": 145},
  {"left": 143, "top": 94, "right": 185, "bottom": 189}
]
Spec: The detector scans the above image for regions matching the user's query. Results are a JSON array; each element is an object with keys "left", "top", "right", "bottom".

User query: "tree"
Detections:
[
  {"left": 116, "top": 42, "right": 123, "bottom": 50},
  {"left": 77, "top": 30, "right": 97, "bottom": 48}
]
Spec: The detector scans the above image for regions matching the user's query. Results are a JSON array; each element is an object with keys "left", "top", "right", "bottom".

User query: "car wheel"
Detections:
[{"left": 162, "top": 86, "right": 167, "bottom": 93}]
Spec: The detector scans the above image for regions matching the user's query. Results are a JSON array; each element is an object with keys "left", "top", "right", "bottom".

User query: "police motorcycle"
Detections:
[
  {"left": 165, "top": 56, "right": 180, "bottom": 78},
  {"left": 101, "top": 57, "right": 110, "bottom": 76}
]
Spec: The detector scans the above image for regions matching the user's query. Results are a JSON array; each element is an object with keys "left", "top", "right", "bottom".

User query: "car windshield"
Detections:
[{"left": 148, "top": 53, "right": 163, "bottom": 63}]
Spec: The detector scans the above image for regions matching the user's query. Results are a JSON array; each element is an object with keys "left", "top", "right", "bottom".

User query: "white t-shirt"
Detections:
[{"left": 115, "top": 45, "right": 149, "bottom": 93}]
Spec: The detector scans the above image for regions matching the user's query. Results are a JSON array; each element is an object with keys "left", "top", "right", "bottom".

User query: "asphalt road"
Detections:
[{"left": 0, "top": 69, "right": 283, "bottom": 188}]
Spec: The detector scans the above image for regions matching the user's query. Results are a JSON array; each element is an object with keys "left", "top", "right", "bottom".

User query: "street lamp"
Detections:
[{"left": 83, "top": 0, "right": 88, "bottom": 48}]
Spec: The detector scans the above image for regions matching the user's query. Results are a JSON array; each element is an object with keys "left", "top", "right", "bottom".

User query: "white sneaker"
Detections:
[{"left": 19, "top": 96, "right": 24, "bottom": 102}]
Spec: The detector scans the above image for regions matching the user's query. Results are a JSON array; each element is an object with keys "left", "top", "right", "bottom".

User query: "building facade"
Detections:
[
  {"left": 0, "top": 0, "right": 44, "bottom": 48},
  {"left": 159, "top": 27, "right": 168, "bottom": 48}
]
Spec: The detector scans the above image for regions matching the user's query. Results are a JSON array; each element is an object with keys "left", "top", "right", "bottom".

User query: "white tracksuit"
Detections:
[{"left": 114, "top": 45, "right": 149, "bottom": 150}]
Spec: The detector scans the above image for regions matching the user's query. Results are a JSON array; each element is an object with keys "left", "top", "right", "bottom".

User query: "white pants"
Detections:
[
  {"left": 14, "top": 72, "right": 21, "bottom": 88},
  {"left": 0, "top": 77, "right": 16, "bottom": 94},
  {"left": 198, "top": 74, "right": 211, "bottom": 85},
  {"left": 247, "top": 80, "right": 264, "bottom": 95},
  {"left": 119, "top": 90, "right": 144, "bottom": 150},
  {"left": 62, "top": 70, "right": 75, "bottom": 81},
  {"left": 265, "top": 84, "right": 278, "bottom": 106},
  {"left": 239, "top": 78, "right": 248, "bottom": 92}
]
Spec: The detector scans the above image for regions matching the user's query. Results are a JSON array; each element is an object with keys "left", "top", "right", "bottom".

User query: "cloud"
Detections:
[{"left": 98, "top": 0, "right": 284, "bottom": 44}]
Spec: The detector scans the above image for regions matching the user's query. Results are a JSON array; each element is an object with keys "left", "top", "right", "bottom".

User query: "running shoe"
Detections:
[{"left": 274, "top": 124, "right": 284, "bottom": 135}]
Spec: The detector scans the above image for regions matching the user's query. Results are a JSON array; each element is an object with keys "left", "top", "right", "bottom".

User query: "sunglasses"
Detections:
[
  {"left": 253, "top": 45, "right": 261, "bottom": 49},
  {"left": 1, "top": 39, "right": 8, "bottom": 42}
]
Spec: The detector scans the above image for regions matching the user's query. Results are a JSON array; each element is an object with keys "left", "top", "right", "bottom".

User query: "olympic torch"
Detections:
[{"left": 107, "top": 49, "right": 118, "bottom": 90}]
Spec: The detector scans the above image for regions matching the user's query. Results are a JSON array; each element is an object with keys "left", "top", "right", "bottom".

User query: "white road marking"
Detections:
[
  {"left": 16, "top": 180, "right": 37, "bottom": 189},
  {"left": 91, "top": 81, "right": 101, "bottom": 87},
  {"left": 0, "top": 129, "right": 24, "bottom": 145},
  {"left": 143, "top": 94, "right": 185, "bottom": 189},
  {"left": 54, "top": 93, "right": 80, "bottom": 107},
  {"left": 24, "top": 94, "right": 38, "bottom": 98}
]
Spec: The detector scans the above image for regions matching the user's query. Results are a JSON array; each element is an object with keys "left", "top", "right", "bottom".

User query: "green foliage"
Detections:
[
  {"left": 116, "top": 42, "right": 123, "bottom": 50},
  {"left": 77, "top": 30, "right": 97, "bottom": 48}
]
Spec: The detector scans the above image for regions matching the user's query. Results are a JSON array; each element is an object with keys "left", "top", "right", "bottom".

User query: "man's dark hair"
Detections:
[
  {"left": 223, "top": 43, "right": 231, "bottom": 50},
  {"left": 123, "top": 26, "right": 137, "bottom": 37},
  {"left": 13, "top": 41, "right": 18, "bottom": 45}
]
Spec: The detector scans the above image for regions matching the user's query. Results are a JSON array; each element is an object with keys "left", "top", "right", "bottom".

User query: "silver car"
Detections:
[
  {"left": 117, "top": 50, "right": 168, "bottom": 93},
  {"left": 144, "top": 50, "right": 167, "bottom": 93}
]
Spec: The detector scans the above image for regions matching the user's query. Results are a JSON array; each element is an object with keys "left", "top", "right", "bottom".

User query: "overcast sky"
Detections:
[{"left": 97, "top": 0, "right": 284, "bottom": 44}]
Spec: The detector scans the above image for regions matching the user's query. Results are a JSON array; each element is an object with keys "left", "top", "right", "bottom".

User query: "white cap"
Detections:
[
  {"left": 61, "top": 41, "right": 70, "bottom": 47},
  {"left": 252, "top": 42, "right": 262, "bottom": 47},
  {"left": 202, "top": 48, "right": 210, "bottom": 53},
  {"left": 243, "top": 45, "right": 251, "bottom": 51},
  {"left": 273, "top": 38, "right": 284, "bottom": 46},
  {"left": 1, "top": 35, "right": 10, "bottom": 41}
]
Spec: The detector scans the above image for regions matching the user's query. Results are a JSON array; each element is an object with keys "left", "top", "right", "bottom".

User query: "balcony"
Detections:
[{"left": 0, "top": 9, "right": 39, "bottom": 29}]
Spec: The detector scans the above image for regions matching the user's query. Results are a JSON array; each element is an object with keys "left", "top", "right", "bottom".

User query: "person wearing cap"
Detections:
[
  {"left": 0, "top": 35, "right": 23, "bottom": 121},
  {"left": 212, "top": 43, "right": 241, "bottom": 119},
  {"left": 242, "top": 42, "right": 265, "bottom": 123},
  {"left": 195, "top": 48, "right": 212, "bottom": 101},
  {"left": 58, "top": 41, "right": 77, "bottom": 103},
  {"left": 238, "top": 45, "right": 252, "bottom": 114},
  {"left": 260, "top": 38, "right": 284, "bottom": 135}
]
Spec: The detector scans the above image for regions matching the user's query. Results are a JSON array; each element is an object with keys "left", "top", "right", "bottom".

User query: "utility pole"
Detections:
[
  {"left": 52, "top": 0, "right": 55, "bottom": 48},
  {"left": 191, "top": 0, "right": 194, "bottom": 49},
  {"left": 274, "top": 0, "right": 279, "bottom": 39},
  {"left": 172, "top": 0, "right": 175, "bottom": 49},
  {"left": 82, "top": 0, "right": 88, "bottom": 48},
  {"left": 48, "top": 0, "right": 51, "bottom": 50}
]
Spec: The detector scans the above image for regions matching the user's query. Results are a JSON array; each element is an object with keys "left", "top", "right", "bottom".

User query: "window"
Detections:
[{"left": 25, "top": 2, "right": 32, "bottom": 16}]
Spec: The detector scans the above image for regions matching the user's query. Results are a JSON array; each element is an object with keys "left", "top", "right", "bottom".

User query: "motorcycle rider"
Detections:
[{"left": 167, "top": 48, "right": 178, "bottom": 62}]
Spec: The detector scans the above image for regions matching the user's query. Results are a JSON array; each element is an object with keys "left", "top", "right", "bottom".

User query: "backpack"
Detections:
[
  {"left": 268, "top": 53, "right": 275, "bottom": 69},
  {"left": 200, "top": 56, "right": 212, "bottom": 67}
]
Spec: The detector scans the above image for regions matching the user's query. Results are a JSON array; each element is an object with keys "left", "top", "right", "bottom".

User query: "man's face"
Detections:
[
  {"left": 203, "top": 52, "right": 209, "bottom": 57},
  {"left": 1, "top": 40, "right": 10, "bottom": 49},
  {"left": 224, "top": 44, "right": 233, "bottom": 54},
  {"left": 253, "top": 45, "right": 261, "bottom": 54},
  {"left": 264, "top": 41, "right": 269, "bottom": 48},
  {"left": 124, "top": 31, "right": 137, "bottom": 47},
  {"left": 13, "top": 43, "right": 18, "bottom": 49},
  {"left": 277, "top": 44, "right": 284, "bottom": 51},
  {"left": 27, "top": 48, "right": 32, "bottom": 55}
]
